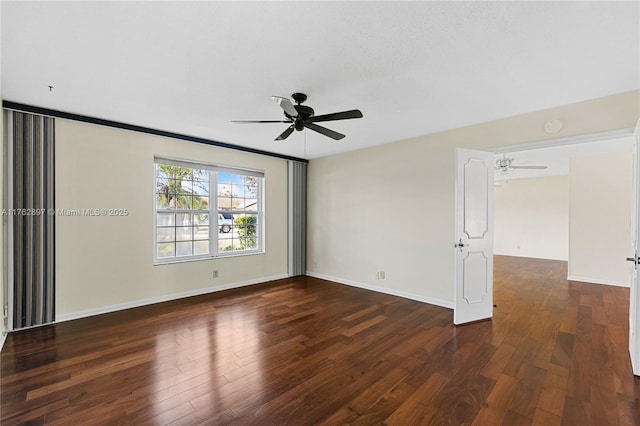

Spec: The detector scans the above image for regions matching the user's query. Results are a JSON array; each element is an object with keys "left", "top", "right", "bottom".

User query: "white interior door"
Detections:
[
  {"left": 454, "top": 148, "right": 494, "bottom": 325},
  {"left": 629, "top": 119, "right": 640, "bottom": 375}
]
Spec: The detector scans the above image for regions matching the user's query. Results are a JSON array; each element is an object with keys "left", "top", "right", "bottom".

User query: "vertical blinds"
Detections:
[
  {"left": 11, "top": 111, "right": 55, "bottom": 329},
  {"left": 288, "top": 161, "right": 307, "bottom": 277}
]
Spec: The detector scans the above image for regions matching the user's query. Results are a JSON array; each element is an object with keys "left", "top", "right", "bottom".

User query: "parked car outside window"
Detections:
[{"left": 219, "top": 213, "right": 233, "bottom": 233}]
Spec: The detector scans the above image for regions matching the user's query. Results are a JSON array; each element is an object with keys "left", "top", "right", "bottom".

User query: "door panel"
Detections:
[
  {"left": 463, "top": 252, "right": 490, "bottom": 304},
  {"left": 463, "top": 158, "right": 490, "bottom": 239},
  {"left": 629, "top": 119, "right": 640, "bottom": 375},
  {"left": 454, "top": 148, "right": 494, "bottom": 325}
]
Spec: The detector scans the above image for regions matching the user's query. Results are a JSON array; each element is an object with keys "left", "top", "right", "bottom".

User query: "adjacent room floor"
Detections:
[{"left": 2, "top": 255, "right": 639, "bottom": 425}]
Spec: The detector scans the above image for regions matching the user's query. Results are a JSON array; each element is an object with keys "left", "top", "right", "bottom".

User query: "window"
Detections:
[{"left": 154, "top": 158, "right": 263, "bottom": 262}]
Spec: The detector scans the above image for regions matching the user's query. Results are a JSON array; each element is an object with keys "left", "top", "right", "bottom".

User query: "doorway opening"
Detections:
[
  {"left": 491, "top": 132, "right": 634, "bottom": 286},
  {"left": 454, "top": 124, "right": 640, "bottom": 373}
]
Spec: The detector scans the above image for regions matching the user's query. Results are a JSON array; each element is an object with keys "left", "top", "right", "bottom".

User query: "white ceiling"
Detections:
[{"left": 1, "top": 1, "right": 638, "bottom": 160}]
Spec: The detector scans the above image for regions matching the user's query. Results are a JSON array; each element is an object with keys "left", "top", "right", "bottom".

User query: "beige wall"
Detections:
[
  {"left": 307, "top": 90, "right": 639, "bottom": 306},
  {"left": 494, "top": 176, "right": 569, "bottom": 260},
  {"left": 569, "top": 152, "right": 633, "bottom": 286},
  {"left": 55, "top": 119, "right": 289, "bottom": 319}
]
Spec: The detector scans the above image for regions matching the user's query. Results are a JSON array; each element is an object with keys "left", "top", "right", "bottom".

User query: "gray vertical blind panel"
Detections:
[
  {"left": 288, "top": 161, "right": 307, "bottom": 277},
  {"left": 12, "top": 112, "right": 55, "bottom": 329}
]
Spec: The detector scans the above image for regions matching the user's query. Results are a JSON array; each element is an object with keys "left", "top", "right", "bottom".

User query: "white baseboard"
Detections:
[
  {"left": 55, "top": 274, "right": 289, "bottom": 323},
  {"left": 567, "top": 275, "right": 630, "bottom": 288},
  {"left": 0, "top": 331, "right": 6, "bottom": 353},
  {"left": 306, "top": 271, "right": 454, "bottom": 310}
]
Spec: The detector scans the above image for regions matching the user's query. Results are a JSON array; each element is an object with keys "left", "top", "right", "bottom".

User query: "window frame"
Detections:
[{"left": 153, "top": 157, "right": 265, "bottom": 264}]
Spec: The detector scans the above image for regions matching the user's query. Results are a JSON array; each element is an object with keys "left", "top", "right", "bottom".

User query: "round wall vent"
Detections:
[{"left": 544, "top": 119, "right": 564, "bottom": 134}]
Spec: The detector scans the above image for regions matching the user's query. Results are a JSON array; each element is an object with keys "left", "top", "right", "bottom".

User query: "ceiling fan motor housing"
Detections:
[
  {"left": 496, "top": 157, "right": 512, "bottom": 168},
  {"left": 289, "top": 105, "right": 314, "bottom": 131},
  {"left": 291, "top": 92, "right": 308, "bottom": 104}
]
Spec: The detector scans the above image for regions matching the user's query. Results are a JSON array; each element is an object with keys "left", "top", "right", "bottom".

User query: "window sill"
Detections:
[{"left": 154, "top": 250, "right": 265, "bottom": 266}]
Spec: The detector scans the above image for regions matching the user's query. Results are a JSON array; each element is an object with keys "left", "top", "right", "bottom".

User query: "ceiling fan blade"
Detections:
[
  {"left": 308, "top": 109, "right": 363, "bottom": 123},
  {"left": 272, "top": 96, "right": 298, "bottom": 117},
  {"left": 511, "top": 165, "right": 548, "bottom": 169},
  {"left": 304, "top": 123, "right": 345, "bottom": 140},
  {"left": 275, "top": 125, "right": 295, "bottom": 141},
  {"left": 231, "top": 120, "right": 290, "bottom": 123}
]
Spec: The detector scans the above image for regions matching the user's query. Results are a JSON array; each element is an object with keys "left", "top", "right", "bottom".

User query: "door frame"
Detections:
[
  {"left": 629, "top": 119, "right": 640, "bottom": 374},
  {"left": 488, "top": 128, "right": 633, "bottom": 156}
]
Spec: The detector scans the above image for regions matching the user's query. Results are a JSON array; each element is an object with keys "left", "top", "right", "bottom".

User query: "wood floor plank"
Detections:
[
  {"left": 537, "top": 370, "right": 569, "bottom": 416},
  {"left": 2, "top": 257, "right": 640, "bottom": 424},
  {"left": 471, "top": 406, "right": 507, "bottom": 426},
  {"left": 383, "top": 371, "right": 450, "bottom": 425},
  {"left": 532, "top": 407, "right": 562, "bottom": 426}
]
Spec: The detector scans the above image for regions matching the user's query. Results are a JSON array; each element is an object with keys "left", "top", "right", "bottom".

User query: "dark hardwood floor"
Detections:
[{"left": 2, "top": 255, "right": 640, "bottom": 425}]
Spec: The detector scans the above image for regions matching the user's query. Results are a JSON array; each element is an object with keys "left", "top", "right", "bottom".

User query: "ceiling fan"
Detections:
[
  {"left": 495, "top": 154, "right": 548, "bottom": 175},
  {"left": 232, "top": 92, "right": 363, "bottom": 141}
]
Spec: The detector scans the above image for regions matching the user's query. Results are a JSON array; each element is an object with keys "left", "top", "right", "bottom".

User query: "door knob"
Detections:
[{"left": 454, "top": 239, "right": 466, "bottom": 251}]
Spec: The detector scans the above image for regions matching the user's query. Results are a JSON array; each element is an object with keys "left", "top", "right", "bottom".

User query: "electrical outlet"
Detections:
[
  {"left": 212, "top": 270, "right": 219, "bottom": 279},
  {"left": 380, "top": 271, "right": 385, "bottom": 280},
  {"left": 375, "top": 272, "right": 380, "bottom": 280}
]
